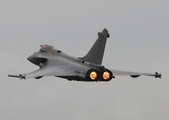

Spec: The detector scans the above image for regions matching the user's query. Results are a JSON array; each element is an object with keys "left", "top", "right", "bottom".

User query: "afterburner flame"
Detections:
[
  {"left": 90, "top": 71, "right": 97, "bottom": 80},
  {"left": 103, "top": 71, "right": 110, "bottom": 80}
]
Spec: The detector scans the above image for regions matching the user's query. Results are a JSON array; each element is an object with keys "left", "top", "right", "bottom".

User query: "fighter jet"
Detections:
[{"left": 8, "top": 29, "right": 161, "bottom": 81}]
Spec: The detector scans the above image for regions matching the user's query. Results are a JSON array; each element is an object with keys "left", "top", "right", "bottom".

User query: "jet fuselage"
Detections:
[{"left": 8, "top": 29, "right": 161, "bottom": 81}]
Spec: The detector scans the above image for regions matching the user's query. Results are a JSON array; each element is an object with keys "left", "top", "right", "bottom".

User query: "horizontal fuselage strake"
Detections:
[{"left": 27, "top": 51, "right": 114, "bottom": 81}]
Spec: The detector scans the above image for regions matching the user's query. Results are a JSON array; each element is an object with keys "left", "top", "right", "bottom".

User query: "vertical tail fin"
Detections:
[{"left": 82, "top": 28, "right": 109, "bottom": 65}]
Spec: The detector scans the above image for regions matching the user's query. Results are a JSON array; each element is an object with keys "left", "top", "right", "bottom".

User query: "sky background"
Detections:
[{"left": 0, "top": 0, "right": 169, "bottom": 120}]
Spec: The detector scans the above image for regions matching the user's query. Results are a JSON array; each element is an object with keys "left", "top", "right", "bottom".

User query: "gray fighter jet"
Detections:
[{"left": 8, "top": 29, "right": 161, "bottom": 81}]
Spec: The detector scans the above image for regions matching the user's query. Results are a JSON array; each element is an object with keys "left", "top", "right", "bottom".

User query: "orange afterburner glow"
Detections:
[
  {"left": 90, "top": 71, "right": 97, "bottom": 80},
  {"left": 103, "top": 71, "right": 110, "bottom": 80}
]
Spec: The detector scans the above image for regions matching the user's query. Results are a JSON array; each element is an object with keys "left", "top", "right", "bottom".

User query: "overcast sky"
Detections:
[{"left": 0, "top": 0, "right": 169, "bottom": 120}]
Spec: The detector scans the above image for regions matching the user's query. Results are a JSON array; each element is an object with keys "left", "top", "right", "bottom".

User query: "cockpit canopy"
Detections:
[{"left": 39, "top": 44, "right": 61, "bottom": 54}]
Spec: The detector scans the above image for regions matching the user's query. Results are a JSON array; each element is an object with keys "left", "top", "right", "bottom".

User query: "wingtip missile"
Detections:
[
  {"left": 145, "top": 72, "right": 161, "bottom": 78},
  {"left": 155, "top": 72, "right": 162, "bottom": 78},
  {"left": 8, "top": 74, "right": 25, "bottom": 79}
]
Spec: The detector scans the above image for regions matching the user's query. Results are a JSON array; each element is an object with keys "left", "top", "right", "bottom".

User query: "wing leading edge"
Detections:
[
  {"left": 110, "top": 69, "right": 161, "bottom": 78},
  {"left": 8, "top": 66, "right": 77, "bottom": 79}
]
